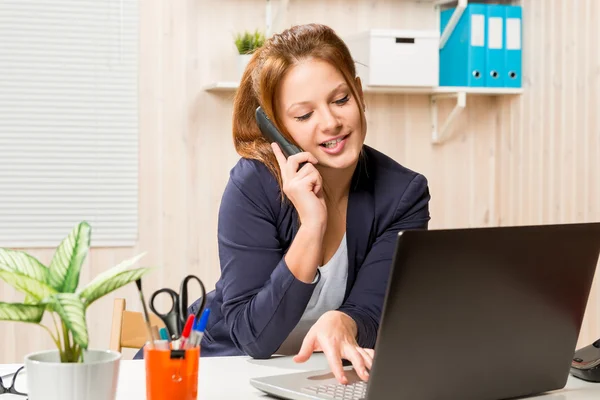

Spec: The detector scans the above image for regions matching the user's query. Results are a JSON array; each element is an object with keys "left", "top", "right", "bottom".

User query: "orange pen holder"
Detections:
[{"left": 144, "top": 344, "right": 200, "bottom": 400}]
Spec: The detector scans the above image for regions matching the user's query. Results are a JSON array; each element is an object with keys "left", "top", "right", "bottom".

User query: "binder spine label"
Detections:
[
  {"left": 506, "top": 18, "right": 522, "bottom": 50},
  {"left": 488, "top": 17, "right": 503, "bottom": 49},
  {"left": 471, "top": 14, "right": 485, "bottom": 47}
]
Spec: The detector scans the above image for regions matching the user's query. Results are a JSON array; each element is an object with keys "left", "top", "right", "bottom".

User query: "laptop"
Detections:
[{"left": 250, "top": 222, "right": 600, "bottom": 400}]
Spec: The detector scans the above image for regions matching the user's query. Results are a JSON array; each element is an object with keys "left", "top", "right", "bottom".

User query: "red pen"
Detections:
[{"left": 179, "top": 314, "right": 195, "bottom": 350}]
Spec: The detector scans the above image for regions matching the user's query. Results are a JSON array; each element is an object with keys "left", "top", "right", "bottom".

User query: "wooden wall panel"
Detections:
[
  {"left": 494, "top": 0, "right": 600, "bottom": 345},
  {"left": 1, "top": 0, "right": 599, "bottom": 363}
]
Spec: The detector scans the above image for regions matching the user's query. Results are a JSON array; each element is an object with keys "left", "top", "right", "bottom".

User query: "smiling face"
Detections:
[{"left": 275, "top": 58, "right": 366, "bottom": 171}]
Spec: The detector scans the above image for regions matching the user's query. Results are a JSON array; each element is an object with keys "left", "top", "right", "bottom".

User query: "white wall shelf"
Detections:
[
  {"left": 204, "top": 81, "right": 523, "bottom": 96},
  {"left": 204, "top": 81, "right": 240, "bottom": 92}
]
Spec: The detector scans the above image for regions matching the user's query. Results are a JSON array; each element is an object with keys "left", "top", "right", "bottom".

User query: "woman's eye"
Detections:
[
  {"left": 295, "top": 112, "right": 312, "bottom": 122},
  {"left": 335, "top": 95, "right": 350, "bottom": 105}
]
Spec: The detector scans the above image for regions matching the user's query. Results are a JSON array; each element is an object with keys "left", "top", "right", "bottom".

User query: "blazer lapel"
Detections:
[{"left": 345, "top": 150, "right": 375, "bottom": 300}]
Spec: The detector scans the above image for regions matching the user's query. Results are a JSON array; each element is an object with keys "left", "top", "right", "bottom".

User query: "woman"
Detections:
[{"left": 200, "top": 23, "right": 431, "bottom": 384}]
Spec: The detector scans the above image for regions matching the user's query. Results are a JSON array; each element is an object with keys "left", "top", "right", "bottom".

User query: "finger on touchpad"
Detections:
[{"left": 307, "top": 368, "right": 360, "bottom": 383}]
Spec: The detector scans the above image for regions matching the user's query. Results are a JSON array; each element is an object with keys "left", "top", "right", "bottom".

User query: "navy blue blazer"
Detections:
[{"left": 134, "top": 145, "right": 430, "bottom": 360}]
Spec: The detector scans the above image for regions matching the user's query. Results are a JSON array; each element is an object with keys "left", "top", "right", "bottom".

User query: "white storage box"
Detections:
[{"left": 344, "top": 29, "right": 440, "bottom": 88}]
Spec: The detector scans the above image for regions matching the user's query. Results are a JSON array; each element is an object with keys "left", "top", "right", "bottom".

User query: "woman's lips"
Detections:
[{"left": 319, "top": 134, "right": 350, "bottom": 155}]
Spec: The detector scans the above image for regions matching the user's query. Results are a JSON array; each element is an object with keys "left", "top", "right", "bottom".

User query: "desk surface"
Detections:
[{"left": 1, "top": 354, "right": 599, "bottom": 399}]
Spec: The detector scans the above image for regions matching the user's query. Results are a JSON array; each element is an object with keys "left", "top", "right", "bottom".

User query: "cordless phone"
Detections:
[
  {"left": 255, "top": 106, "right": 303, "bottom": 158},
  {"left": 255, "top": 106, "right": 307, "bottom": 170}
]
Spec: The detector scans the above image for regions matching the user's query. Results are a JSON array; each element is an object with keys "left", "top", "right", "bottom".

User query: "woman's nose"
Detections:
[{"left": 319, "top": 109, "right": 341, "bottom": 133}]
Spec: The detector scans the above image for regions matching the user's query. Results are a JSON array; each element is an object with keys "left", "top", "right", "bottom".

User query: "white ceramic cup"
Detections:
[{"left": 24, "top": 349, "right": 121, "bottom": 400}]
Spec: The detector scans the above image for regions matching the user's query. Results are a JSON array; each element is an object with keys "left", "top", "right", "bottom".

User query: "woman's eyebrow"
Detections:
[
  {"left": 329, "top": 82, "right": 348, "bottom": 95},
  {"left": 287, "top": 100, "right": 311, "bottom": 113},
  {"left": 287, "top": 83, "right": 348, "bottom": 113}
]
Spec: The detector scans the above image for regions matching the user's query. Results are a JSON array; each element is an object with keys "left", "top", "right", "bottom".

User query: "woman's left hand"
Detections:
[{"left": 293, "top": 311, "right": 374, "bottom": 384}]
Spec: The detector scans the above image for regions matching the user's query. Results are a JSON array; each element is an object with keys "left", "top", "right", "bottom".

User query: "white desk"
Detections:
[{"left": 1, "top": 354, "right": 599, "bottom": 399}]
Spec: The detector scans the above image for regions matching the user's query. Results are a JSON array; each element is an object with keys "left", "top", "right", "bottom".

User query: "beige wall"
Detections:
[{"left": 1, "top": 0, "right": 599, "bottom": 363}]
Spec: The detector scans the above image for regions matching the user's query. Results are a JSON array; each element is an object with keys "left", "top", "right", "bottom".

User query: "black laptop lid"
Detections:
[{"left": 368, "top": 223, "right": 600, "bottom": 400}]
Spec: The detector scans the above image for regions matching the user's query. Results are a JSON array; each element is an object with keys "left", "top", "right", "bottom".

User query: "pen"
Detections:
[
  {"left": 191, "top": 308, "right": 210, "bottom": 347},
  {"left": 151, "top": 325, "right": 160, "bottom": 342},
  {"left": 179, "top": 314, "right": 195, "bottom": 350},
  {"left": 135, "top": 278, "right": 155, "bottom": 349},
  {"left": 159, "top": 327, "right": 170, "bottom": 341}
]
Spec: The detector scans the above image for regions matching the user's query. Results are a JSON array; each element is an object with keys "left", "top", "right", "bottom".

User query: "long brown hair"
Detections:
[{"left": 232, "top": 23, "right": 366, "bottom": 192}]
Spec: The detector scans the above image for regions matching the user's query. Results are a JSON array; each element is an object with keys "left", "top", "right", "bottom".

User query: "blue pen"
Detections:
[
  {"left": 159, "top": 327, "right": 170, "bottom": 341},
  {"left": 190, "top": 308, "right": 210, "bottom": 348}
]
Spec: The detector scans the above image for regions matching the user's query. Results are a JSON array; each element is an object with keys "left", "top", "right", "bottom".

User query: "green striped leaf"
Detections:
[
  {"left": 0, "top": 302, "right": 45, "bottom": 323},
  {"left": 79, "top": 267, "right": 152, "bottom": 307},
  {"left": 44, "top": 294, "right": 88, "bottom": 349},
  {"left": 0, "top": 270, "right": 57, "bottom": 301},
  {"left": 48, "top": 222, "right": 91, "bottom": 293},
  {"left": 0, "top": 248, "right": 49, "bottom": 283},
  {"left": 77, "top": 252, "right": 146, "bottom": 302}
]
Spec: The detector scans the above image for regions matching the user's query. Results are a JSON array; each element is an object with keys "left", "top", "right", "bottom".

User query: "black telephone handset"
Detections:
[{"left": 256, "top": 106, "right": 307, "bottom": 170}]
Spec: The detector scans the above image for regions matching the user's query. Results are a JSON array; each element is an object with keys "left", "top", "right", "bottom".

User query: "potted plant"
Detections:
[
  {"left": 234, "top": 29, "right": 265, "bottom": 79},
  {"left": 0, "top": 221, "right": 152, "bottom": 400}
]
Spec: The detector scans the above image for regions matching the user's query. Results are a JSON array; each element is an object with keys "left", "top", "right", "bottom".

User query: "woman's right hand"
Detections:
[{"left": 272, "top": 143, "right": 327, "bottom": 230}]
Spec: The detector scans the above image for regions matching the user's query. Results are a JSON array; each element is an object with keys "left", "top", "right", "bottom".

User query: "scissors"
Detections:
[{"left": 149, "top": 274, "right": 206, "bottom": 340}]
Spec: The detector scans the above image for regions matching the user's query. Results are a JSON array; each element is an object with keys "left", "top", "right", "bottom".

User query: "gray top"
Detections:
[{"left": 276, "top": 233, "right": 349, "bottom": 355}]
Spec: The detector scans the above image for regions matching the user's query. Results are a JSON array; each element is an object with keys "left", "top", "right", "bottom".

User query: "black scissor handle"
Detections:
[
  {"left": 149, "top": 288, "right": 181, "bottom": 339},
  {"left": 179, "top": 274, "right": 206, "bottom": 323}
]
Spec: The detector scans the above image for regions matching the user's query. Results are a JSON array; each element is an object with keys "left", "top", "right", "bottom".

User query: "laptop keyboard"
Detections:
[{"left": 302, "top": 381, "right": 367, "bottom": 400}]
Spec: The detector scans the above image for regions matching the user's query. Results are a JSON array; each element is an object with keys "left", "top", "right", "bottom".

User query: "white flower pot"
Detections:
[
  {"left": 238, "top": 53, "right": 253, "bottom": 80},
  {"left": 24, "top": 349, "right": 121, "bottom": 400}
]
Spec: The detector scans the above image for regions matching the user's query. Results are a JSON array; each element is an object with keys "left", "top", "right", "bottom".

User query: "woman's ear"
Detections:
[{"left": 354, "top": 76, "right": 365, "bottom": 111}]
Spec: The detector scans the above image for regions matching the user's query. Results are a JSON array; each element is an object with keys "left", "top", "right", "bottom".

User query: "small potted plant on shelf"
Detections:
[
  {"left": 0, "top": 221, "right": 152, "bottom": 400},
  {"left": 234, "top": 29, "right": 266, "bottom": 79}
]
